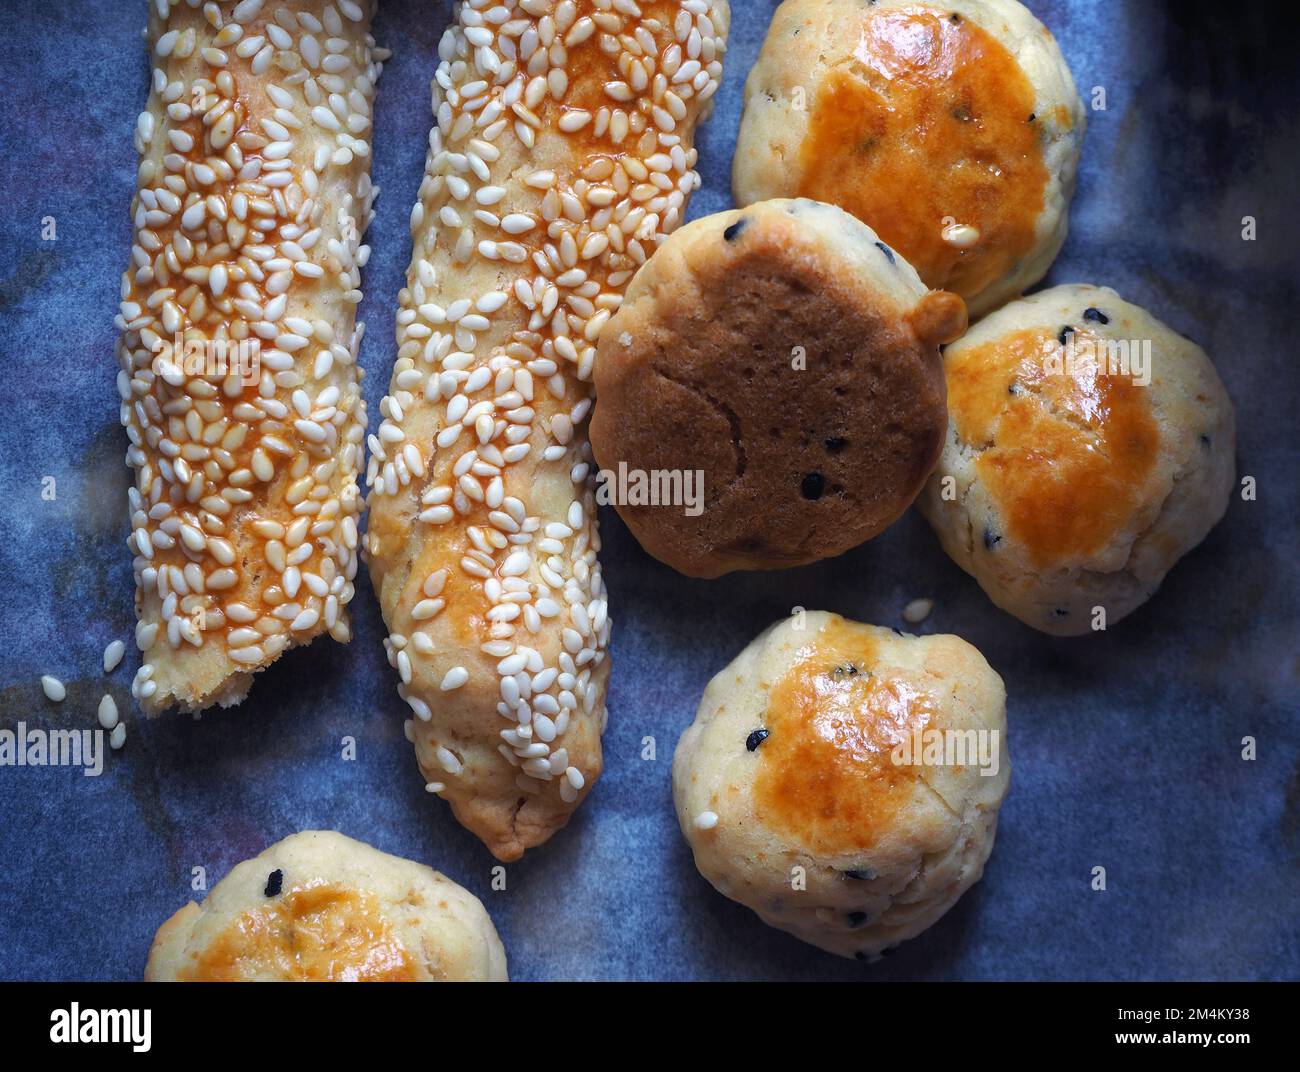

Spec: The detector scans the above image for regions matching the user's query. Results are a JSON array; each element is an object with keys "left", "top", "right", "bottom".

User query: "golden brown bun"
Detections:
[
  {"left": 591, "top": 198, "right": 962, "bottom": 578},
  {"left": 733, "top": 0, "right": 1085, "bottom": 319},
  {"left": 918, "top": 284, "right": 1236, "bottom": 635}
]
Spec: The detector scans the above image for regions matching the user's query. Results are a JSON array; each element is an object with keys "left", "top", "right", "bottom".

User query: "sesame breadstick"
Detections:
[
  {"left": 115, "top": 0, "right": 386, "bottom": 714},
  {"left": 366, "top": 0, "right": 730, "bottom": 860}
]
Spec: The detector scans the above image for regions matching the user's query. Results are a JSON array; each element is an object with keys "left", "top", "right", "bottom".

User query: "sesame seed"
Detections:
[
  {"left": 693, "top": 811, "right": 719, "bottom": 830},
  {"left": 102, "top": 640, "right": 126, "bottom": 674},
  {"left": 40, "top": 676, "right": 65, "bottom": 702},
  {"left": 440, "top": 666, "right": 470, "bottom": 691},
  {"left": 941, "top": 221, "right": 981, "bottom": 249},
  {"left": 109, "top": 723, "right": 127, "bottom": 750},
  {"left": 97, "top": 695, "right": 120, "bottom": 730},
  {"left": 903, "top": 598, "right": 934, "bottom": 624},
  {"left": 500, "top": 213, "right": 536, "bottom": 234}
]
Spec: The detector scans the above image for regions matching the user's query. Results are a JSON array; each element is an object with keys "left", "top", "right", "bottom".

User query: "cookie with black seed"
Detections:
[
  {"left": 918, "top": 283, "right": 1236, "bottom": 635},
  {"left": 144, "top": 831, "right": 507, "bottom": 981},
  {"left": 590, "top": 198, "right": 966, "bottom": 578},
  {"left": 672, "top": 611, "right": 1010, "bottom": 960}
]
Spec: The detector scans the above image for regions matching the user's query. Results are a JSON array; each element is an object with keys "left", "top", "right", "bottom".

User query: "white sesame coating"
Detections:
[
  {"left": 366, "top": 0, "right": 730, "bottom": 860},
  {"left": 40, "top": 676, "right": 66, "bottom": 702},
  {"left": 110, "top": 723, "right": 128, "bottom": 751},
  {"left": 117, "top": 1, "right": 386, "bottom": 714}
]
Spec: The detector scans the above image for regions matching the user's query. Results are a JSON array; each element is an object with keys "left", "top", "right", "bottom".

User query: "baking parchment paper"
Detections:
[{"left": 0, "top": 0, "right": 1295, "bottom": 980}]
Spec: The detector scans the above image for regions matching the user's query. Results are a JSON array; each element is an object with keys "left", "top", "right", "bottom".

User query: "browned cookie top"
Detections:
[{"left": 591, "top": 199, "right": 964, "bottom": 578}]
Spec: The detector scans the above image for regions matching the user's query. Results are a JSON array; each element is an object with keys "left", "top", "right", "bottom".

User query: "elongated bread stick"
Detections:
[
  {"left": 115, "top": 0, "right": 385, "bottom": 713},
  {"left": 366, "top": 0, "right": 730, "bottom": 859}
]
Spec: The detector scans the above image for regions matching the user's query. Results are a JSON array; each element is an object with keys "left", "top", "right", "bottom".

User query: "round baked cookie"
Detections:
[
  {"left": 673, "top": 611, "right": 1010, "bottom": 960},
  {"left": 590, "top": 198, "right": 966, "bottom": 579},
  {"left": 144, "top": 831, "right": 507, "bottom": 981},
  {"left": 918, "top": 284, "right": 1236, "bottom": 636},
  {"left": 733, "top": 0, "right": 1084, "bottom": 318}
]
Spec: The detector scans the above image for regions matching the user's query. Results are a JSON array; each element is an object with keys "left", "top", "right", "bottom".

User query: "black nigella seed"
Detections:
[
  {"left": 950, "top": 12, "right": 961, "bottom": 22},
  {"left": 1058, "top": 325, "right": 1075, "bottom": 346},
  {"left": 1027, "top": 111, "right": 1036, "bottom": 123},
  {"left": 264, "top": 869, "right": 283, "bottom": 897},
  {"left": 848, "top": 912, "right": 869, "bottom": 928},
  {"left": 874, "top": 240, "right": 896, "bottom": 265},
  {"left": 801, "top": 472, "right": 825, "bottom": 500},
  {"left": 1200, "top": 433, "right": 1212, "bottom": 447},
  {"left": 983, "top": 528, "right": 1002, "bottom": 549},
  {"left": 825, "top": 436, "right": 847, "bottom": 453},
  {"left": 843, "top": 867, "right": 875, "bottom": 881},
  {"left": 1008, "top": 382, "right": 1023, "bottom": 396},
  {"left": 746, "top": 728, "right": 770, "bottom": 752},
  {"left": 1083, "top": 307, "right": 1109, "bottom": 324},
  {"left": 831, "top": 663, "right": 860, "bottom": 680},
  {"left": 723, "top": 218, "right": 746, "bottom": 242},
  {"left": 1053, "top": 608, "right": 1070, "bottom": 618}
]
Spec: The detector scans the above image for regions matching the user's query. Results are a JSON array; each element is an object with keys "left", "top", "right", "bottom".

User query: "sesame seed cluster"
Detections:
[
  {"left": 365, "top": 0, "right": 729, "bottom": 856},
  {"left": 115, "top": 0, "right": 386, "bottom": 713}
]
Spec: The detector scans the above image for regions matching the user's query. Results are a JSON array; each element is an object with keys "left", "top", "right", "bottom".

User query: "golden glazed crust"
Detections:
[
  {"left": 144, "top": 831, "right": 507, "bottom": 982},
  {"left": 364, "top": 1, "right": 731, "bottom": 860},
  {"left": 591, "top": 198, "right": 963, "bottom": 578},
  {"left": 116, "top": 0, "right": 386, "bottom": 714},
  {"left": 733, "top": 0, "right": 1084, "bottom": 318}
]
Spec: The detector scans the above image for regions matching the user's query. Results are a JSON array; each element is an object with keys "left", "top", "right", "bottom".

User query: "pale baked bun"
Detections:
[
  {"left": 590, "top": 198, "right": 965, "bottom": 578},
  {"left": 918, "top": 284, "right": 1236, "bottom": 635},
  {"left": 733, "top": 0, "right": 1084, "bottom": 318},
  {"left": 673, "top": 611, "right": 1010, "bottom": 960},
  {"left": 144, "top": 831, "right": 507, "bottom": 981}
]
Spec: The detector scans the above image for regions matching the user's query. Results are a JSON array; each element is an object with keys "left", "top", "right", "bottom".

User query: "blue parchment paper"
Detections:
[{"left": 0, "top": 0, "right": 1296, "bottom": 981}]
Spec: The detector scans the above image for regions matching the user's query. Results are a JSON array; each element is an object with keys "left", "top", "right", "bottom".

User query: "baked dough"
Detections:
[
  {"left": 918, "top": 284, "right": 1236, "bottom": 635},
  {"left": 733, "top": 0, "right": 1084, "bottom": 318},
  {"left": 115, "top": 0, "right": 386, "bottom": 713},
  {"left": 590, "top": 198, "right": 965, "bottom": 578},
  {"left": 673, "top": 611, "right": 1010, "bottom": 960},
  {"left": 144, "top": 830, "right": 507, "bottom": 981},
  {"left": 364, "top": 2, "right": 731, "bottom": 859}
]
